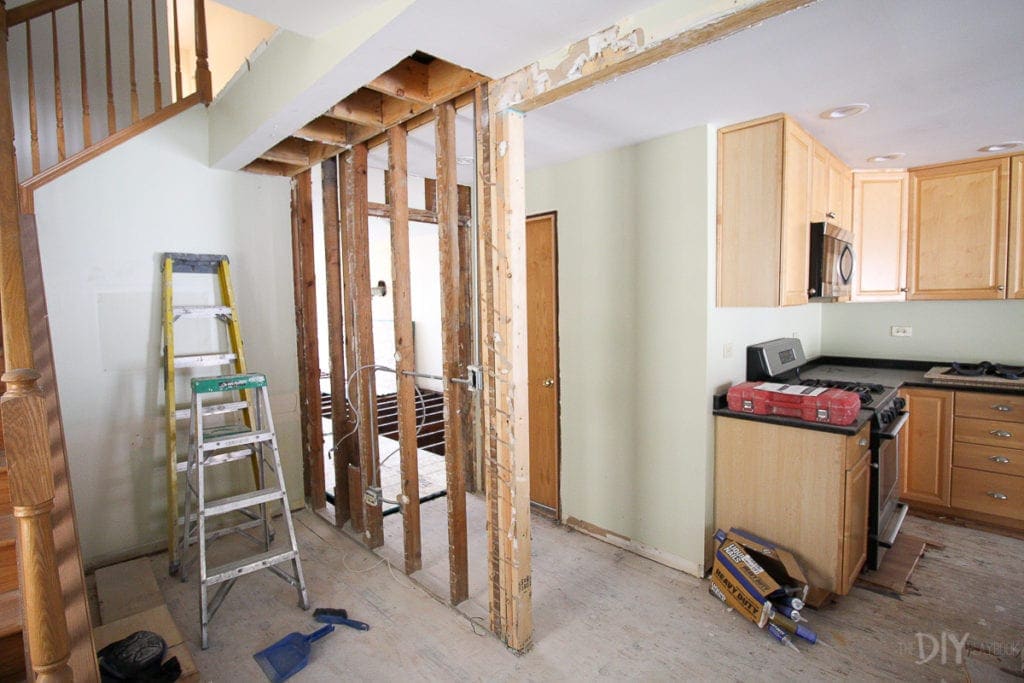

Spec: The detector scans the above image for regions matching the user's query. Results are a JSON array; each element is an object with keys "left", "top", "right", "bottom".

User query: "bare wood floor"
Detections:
[{"left": 154, "top": 501, "right": 1023, "bottom": 680}]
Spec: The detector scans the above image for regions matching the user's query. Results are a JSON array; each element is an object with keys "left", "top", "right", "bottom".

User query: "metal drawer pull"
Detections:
[
  {"left": 858, "top": 438, "right": 868, "bottom": 447},
  {"left": 986, "top": 491, "right": 1008, "bottom": 501},
  {"left": 989, "top": 455, "right": 1011, "bottom": 464},
  {"left": 991, "top": 404, "right": 1013, "bottom": 412},
  {"left": 989, "top": 429, "right": 1013, "bottom": 438}
]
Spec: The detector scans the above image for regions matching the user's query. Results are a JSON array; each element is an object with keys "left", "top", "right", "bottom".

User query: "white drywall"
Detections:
[
  {"left": 32, "top": 105, "right": 298, "bottom": 568},
  {"left": 527, "top": 125, "right": 714, "bottom": 575},
  {"left": 821, "top": 300, "right": 1024, "bottom": 364}
]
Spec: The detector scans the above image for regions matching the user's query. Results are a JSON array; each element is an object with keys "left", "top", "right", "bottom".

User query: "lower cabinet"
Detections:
[
  {"left": 899, "top": 387, "right": 953, "bottom": 505},
  {"left": 715, "top": 417, "right": 870, "bottom": 594}
]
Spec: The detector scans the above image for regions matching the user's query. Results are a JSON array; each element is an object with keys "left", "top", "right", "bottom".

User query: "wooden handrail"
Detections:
[{"left": 7, "top": 0, "right": 76, "bottom": 26}]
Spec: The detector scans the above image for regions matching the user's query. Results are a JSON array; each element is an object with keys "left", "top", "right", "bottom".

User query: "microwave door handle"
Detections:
[{"left": 839, "top": 244, "right": 855, "bottom": 284}]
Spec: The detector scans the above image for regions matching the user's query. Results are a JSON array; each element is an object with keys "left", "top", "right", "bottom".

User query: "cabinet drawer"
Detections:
[
  {"left": 954, "top": 417, "right": 1024, "bottom": 449},
  {"left": 951, "top": 466, "right": 1024, "bottom": 521},
  {"left": 955, "top": 392, "right": 1024, "bottom": 423},
  {"left": 953, "top": 442, "right": 1024, "bottom": 477}
]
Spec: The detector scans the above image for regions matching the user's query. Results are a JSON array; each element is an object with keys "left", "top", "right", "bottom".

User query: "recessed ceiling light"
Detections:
[
  {"left": 456, "top": 155, "right": 475, "bottom": 166},
  {"left": 819, "top": 103, "right": 870, "bottom": 120},
  {"left": 977, "top": 141, "right": 1023, "bottom": 153},
  {"left": 867, "top": 153, "right": 906, "bottom": 162}
]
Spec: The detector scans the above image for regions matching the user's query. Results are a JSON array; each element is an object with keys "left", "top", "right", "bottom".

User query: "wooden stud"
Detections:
[
  {"left": 423, "top": 177, "right": 436, "bottom": 213},
  {"left": 321, "top": 155, "right": 352, "bottom": 527},
  {"left": 193, "top": 0, "right": 212, "bottom": 103},
  {"left": 340, "top": 150, "right": 364, "bottom": 530},
  {"left": 456, "top": 181, "right": 475, "bottom": 493},
  {"left": 127, "top": 0, "right": 138, "bottom": 123},
  {"left": 387, "top": 125, "right": 421, "bottom": 573},
  {"left": 103, "top": 0, "right": 114, "bottom": 134},
  {"left": 26, "top": 20, "right": 40, "bottom": 174},
  {"left": 290, "top": 169, "right": 326, "bottom": 511},
  {"left": 77, "top": 0, "right": 90, "bottom": 147},
  {"left": 341, "top": 145, "right": 383, "bottom": 547},
  {"left": 366, "top": 58, "right": 430, "bottom": 103},
  {"left": 263, "top": 137, "right": 312, "bottom": 166},
  {"left": 150, "top": 0, "right": 161, "bottom": 110},
  {"left": 243, "top": 158, "right": 304, "bottom": 177},
  {"left": 436, "top": 100, "right": 468, "bottom": 604},
  {"left": 172, "top": 0, "right": 182, "bottom": 101},
  {"left": 427, "top": 60, "right": 485, "bottom": 101},
  {"left": 50, "top": 11, "right": 65, "bottom": 161},
  {"left": 326, "top": 88, "right": 383, "bottom": 128}
]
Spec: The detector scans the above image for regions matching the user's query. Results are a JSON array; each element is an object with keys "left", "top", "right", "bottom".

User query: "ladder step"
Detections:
[
  {"left": 205, "top": 548, "right": 297, "bottom": 586},
  {"left": 204, "top": 487, "right": 285, "bottom": 517},
  {"left": 175, "top": 448, "right": 253, "bottom": 473},
  {"left": 165, "top": 252, "right": 228, "bottom": 274},
  {"left": 173, "top": 353, "right": 238, "bottom": 368},
  {"left": 202, "top": 429, "right": 274, "bottom": 451},
  {"left": 173, "top": 305, "right": 233, "bottom": 320},
  {"left": 192, "top": 373, "right": 267, "bottom": 394},
  {"left": 175, "top": 401, "right": 249, "bottom": 420}
]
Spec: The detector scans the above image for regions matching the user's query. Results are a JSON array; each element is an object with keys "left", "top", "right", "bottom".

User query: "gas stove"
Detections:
[{"left": 795, "top": 376, "right": 906, "bottom": 431}]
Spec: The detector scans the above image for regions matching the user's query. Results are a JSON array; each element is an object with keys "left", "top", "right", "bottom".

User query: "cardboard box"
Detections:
[
  {"left": 708, "top": 528, "right": 810, "bottom": 628},
  {"left": 94, "top": 605, "right": 199, "bottom": 683}
]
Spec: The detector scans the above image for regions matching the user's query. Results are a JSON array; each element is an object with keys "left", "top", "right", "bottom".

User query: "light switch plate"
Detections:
[{"left": 891, "top": 325, "right": 913, "bottom": 337}]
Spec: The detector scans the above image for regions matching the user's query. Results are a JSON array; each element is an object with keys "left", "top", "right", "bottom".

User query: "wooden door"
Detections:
[
  {"left": 907, "top": 157, "right": 1010, "bottom": 299},
  {"left": 1009, "top": 155, "right": 1024, "bottom": 299},
  {"left": 526, "top": 213, "right": 560, "bottom": 513},
  {"left": 899, "top": 388, "right": 953, "bottom": 506},
  {"left": 851, "top": 171, "right": 909, "bottom": 301}
]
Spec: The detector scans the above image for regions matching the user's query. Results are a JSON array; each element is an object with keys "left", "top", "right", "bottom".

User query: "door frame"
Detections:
[{"left": 526, "top": 210, "right": 562, "bottom": 518}]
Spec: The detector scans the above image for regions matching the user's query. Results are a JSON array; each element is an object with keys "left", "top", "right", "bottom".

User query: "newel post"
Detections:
[
  {"left": 193, "top": 0, "right": 212, "bottom": 103},
  {"left": 2, "top": 369, "right": 72, "bottom": 682}
]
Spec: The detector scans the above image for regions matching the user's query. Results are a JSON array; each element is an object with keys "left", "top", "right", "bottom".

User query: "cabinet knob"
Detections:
[
  {"left": 997, "top": 285, "right": 1005, "bottom": 292},
  {"left": 987, "top": 491, "right": 1008, "bottom": 501},
  {"left": 826, "top": 211, "right": 837, "bottom": 220},
  {"left": 989, "top": 455, "right": 1011, "bottom": 464},
  {"left": 899, "top": 287, "right": 908, "bottom": 292},
  {"left": 858, "top": 438, "right": 868, "bottom": 447},
  {"left": 992, "top": 404, "right": 1013, "bottom": 412},
  {"left": 990, "top": 429, "right": 1013, "bottom": 438},
  {"left": 543, "top": 378, "right": 555, "bottom": 388}
]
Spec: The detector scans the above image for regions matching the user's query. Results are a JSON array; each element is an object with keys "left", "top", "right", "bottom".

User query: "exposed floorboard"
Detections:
[{"left": 151, "top": 508, "right": 1023, "bottom": 679}]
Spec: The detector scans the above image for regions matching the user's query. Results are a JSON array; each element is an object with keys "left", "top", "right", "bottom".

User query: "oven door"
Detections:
[{"left": 873, "top": 411, "right": 910, "bottom": 552}]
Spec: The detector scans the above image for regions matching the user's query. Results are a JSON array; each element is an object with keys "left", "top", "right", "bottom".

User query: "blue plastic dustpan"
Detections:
[{"left": 253, "top": 624, "right": 334, "bottom": 682}]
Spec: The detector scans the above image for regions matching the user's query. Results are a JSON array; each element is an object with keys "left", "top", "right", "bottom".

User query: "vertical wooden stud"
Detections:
[
  {"left": 150, "top": 0, "right": 161, "bottom": 110},
  {"left": 103, "top": 0, "right": 114, "bottom": 134},
  {"left": 193, "top": 0, "right": 212, "bottom": 103},
  {"left": 387, "top": 125, "right": 422, "bottom": 574},
  {"left": 436, "top": 101, "right": 468, "bottom": 603},
  {"left": 77, "top": 1, "right": 90, "bottom": 147},
  {"left": 49, "top": 11, "right": 65, "bottom": 162},
  {"left": 290, "top": 169, "right": 326, "bottom": 511},
  {"left": 127, "top": 0, "right": 139, "bottom": 122},
  {"left": 321, "top": 155, "right": 352, "bottom": 526},
  {"left": 342, "top": 145, "right": 383, "bottom": 548},
  {"left": 457, "top": 183, "right": 476, "bottom": 493}
]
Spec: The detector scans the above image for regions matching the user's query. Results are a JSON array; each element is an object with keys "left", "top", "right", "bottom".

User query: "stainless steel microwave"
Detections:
[{"left": 808, "top": 222, "right": 855, "bottom": 301}]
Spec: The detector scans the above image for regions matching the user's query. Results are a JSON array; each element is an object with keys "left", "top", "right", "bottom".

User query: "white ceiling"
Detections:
[
  {"left": 525, "top": 0, "right": 1024, "bottom": 171},
  {"left": 214, "top": 0, "right": 386, "bottom": 38}
]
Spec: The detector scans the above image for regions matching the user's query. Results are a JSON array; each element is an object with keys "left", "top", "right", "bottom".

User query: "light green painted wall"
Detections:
[
  {"left": 35, "top": 106, "right": 298, "bottom": 568},
  {"left": 527, "top": 125, "right": 713, "bottom": 574},
  {"left": 821, "top": 300, "right": 1024, "bottom": 364}
]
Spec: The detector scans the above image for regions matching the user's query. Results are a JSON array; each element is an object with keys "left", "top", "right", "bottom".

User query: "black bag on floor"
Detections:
[{"left": 97, "top": 630, "right": 181, "bottom": 682}]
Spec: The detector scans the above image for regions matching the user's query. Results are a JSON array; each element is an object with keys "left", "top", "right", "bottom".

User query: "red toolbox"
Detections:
[{"left": 726, "top": 381, "right": 861, "bottom": 426}]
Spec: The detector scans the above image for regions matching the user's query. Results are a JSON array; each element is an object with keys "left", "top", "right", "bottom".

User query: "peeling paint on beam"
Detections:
[{"left": 491, "top": 0, "right": 818, "bottom": 112}]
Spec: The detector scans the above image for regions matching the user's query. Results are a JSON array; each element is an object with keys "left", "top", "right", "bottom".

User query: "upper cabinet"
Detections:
[
  {"left": 1010, "top": 155, "right": 1024, "bottom": 299},
  {"left": 851, "top": 171, "right": 909, "bottom": 301},
  {"left": 717, "top": 114, "right": 812, "bottom": 307},
  {"left": 811, "top": 144, "right": 853, "bottom": 229},
  {"left": 907, "top": 157, "right": 1011, "bottom": 300}
]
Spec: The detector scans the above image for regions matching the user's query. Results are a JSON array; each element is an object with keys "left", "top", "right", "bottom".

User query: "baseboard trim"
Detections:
[{"left": 564, "top": 516, "right": 704, "bottom": 578}]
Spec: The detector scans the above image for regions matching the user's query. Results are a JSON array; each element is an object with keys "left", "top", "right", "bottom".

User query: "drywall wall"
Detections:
[
  {"left": 33, "top": 105, "right": 298, "bottom": 567},
  {"left": 821, "top": 300, "right": 1024, "bottom": 364},
  {"left": 526, "top": 125, "right": 713, "bottom": 575}
]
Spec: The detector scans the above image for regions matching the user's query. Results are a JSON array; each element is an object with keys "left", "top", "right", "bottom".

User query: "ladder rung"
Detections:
[
  {"left": 173, "top": 353, "right": 238, "bottom": 368},
  {"left": 173, "top": 305, "right": 232, "bottom": 320},
  {"left": 204, "top": 487, "right": 285, "bottom": 517},
  {"left": 205, "top": 549, "right": 297, "bottom": 586},
  {"left": 175, "top": 401, "right": 249, "bottom": 420},
  {"left": 202, "top": 430, "right": 274, "bottom": 451},
  {"left": 175, "top": 448, "right": 253, "bottom": 472}
]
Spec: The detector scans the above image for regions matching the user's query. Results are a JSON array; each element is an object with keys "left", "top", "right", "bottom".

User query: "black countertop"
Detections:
[{"left": 712, "top": 404, "right": 872, "bottom": 436}]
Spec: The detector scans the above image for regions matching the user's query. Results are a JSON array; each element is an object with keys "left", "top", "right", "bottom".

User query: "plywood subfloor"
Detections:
[{"left": 153, "top": 506, "right": 1023, "bottom": 680}]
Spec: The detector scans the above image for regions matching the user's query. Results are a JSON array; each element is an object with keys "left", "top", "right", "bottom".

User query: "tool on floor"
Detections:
[
  {"left": 179, "top": 372, "right": 310, "bottom": 649},
  {"left": 162, "top": 253, "right": 260, "bottom": 575},
  {"left": 253, "top": 624, "right": 334, "bottom": 683},
  {"left": 313, "top": 608, "right": 370, "bottom": 631}
]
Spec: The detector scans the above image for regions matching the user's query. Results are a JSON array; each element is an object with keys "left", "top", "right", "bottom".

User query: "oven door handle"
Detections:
[
  {"left": 877, "top": 502, "right": 910, "bottom": 548},
  {"left": 876, "top": 411, "right": 910, "bottom": 440}
]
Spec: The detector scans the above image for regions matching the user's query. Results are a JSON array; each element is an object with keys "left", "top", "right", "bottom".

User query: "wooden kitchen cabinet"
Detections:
[
  {"left": 715, "top": 417, "right": 870, "bottom": 594},
  {"left": 907, "top": 157, "right": 1010, "bottom": 300},
  {"left": 810, "top": 143, "right": 852, "bottom": 228},
  {"left": 899, "top": 387, "right": 953, "bottom": 506},
  {"left": 717, "top": 114, "right": 812, "bottom": 307},
  {"left": 952, "top": 390, "right": 1024, "bottom": 523},
  {"left": 851, "top": 171, "right": 909, "bottom": 301},
  {"left": 1009, "top": 154, "right": 1024, "bottom": 299}
]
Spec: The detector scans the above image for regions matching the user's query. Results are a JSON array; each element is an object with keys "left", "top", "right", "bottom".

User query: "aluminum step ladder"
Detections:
[
  {"left": 162, "top": 252, "right": 259, "bottom": 574},
  {"left": 179, "top": 373, "right": 309, "bottom": 649}
]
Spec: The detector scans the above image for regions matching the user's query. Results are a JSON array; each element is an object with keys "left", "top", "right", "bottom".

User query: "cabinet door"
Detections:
[
  {"left": 851, "top": 172, "right": 908, "bottom": 301},
  {"left": 1009, "top": 154, "right": 1024, "bottom": 299},
  {"left": 828, "top": 155, "right": 847, "bottom": 226},
  {"left": 900, "top": 388, "right": 953, "bottom": 506},
  {"left": 811, "top": 145, "right": 830, "bottom": 224},
  {"left": 841, "top": 449, "right": 870, "bottom": 594},
  {"left": 841, "top": 167, "right": 854, "bottom": 232},
  {"left": 780, "top": 122, "right": 812, "bottom": 306},
  {"left": 908, "top": 158, "right": 1010, "bottom": 300}
]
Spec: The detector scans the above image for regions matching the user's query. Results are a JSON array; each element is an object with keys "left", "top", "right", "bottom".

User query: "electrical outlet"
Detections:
[
  {"left": 364, "top": 486, "right": 382, "bottom": 506},
  {"left": 891, "top": 325, "right": 913, "bottom": 337},
  {"left": 723, "top": 343, "right": 733, "bottom": 359}
]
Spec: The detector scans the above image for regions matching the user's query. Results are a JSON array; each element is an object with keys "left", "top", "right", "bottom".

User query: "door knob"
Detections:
[{"left": 543, "top": 378, "right": 555, "bottom": 387}]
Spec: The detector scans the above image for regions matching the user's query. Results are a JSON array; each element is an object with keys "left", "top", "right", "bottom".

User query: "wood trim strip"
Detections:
[
  {"left": 21, "top": 93, "right": 200, "bottom": 193},
  {"left": 290, "top": 169, "right": 326, "bottom": 510},
  {"left": 321, "top": 155, "right": 351, "bottom": 526},
  {"left": 6, "top": 0, "right": 78, "bottom": 26},
  {"left": 436, "top": 100, "right": 468, "bottom": 604},
  {"left": 387, "top": 125, "right": 422, "bottom": 573}
]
